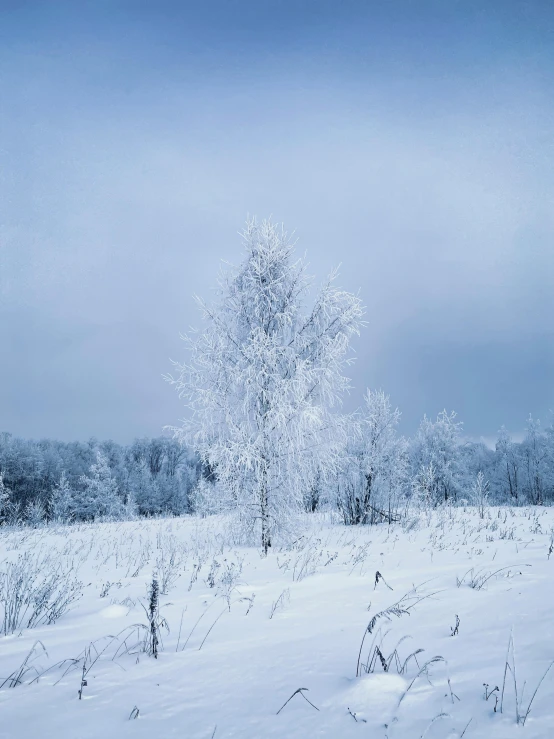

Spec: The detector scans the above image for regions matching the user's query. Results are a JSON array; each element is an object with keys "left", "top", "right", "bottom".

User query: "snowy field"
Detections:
[{"left": 1, "top": 507, "right": 553, "bottom": 739}]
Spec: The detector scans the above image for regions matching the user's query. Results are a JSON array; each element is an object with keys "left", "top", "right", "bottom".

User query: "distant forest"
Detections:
[
  {"left": 0, "top": 433, "right": 204, "bottom": 525},
  {"left": 1, "top": 407, "right": 552, "bottom": 527}
]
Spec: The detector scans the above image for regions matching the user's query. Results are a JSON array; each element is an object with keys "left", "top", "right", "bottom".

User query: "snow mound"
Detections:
[
  {"left": 98, "top": 604, "right": 129, "bottom": 619},
  {"left": 334, "top": 674, "right": 406, "bottom": 721}
]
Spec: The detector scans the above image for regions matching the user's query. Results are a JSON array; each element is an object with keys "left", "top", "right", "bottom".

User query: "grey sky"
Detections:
[{"left": 1, "top": 1, "right": 553, "bottom": 443}]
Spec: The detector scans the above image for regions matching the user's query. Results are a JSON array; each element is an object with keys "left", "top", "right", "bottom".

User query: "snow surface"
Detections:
[{"left": 1, "top": 507, "right": 553, "bottom": 738}]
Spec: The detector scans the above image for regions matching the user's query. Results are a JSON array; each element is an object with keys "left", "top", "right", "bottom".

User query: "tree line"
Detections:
[
  {"left": 0, "top": 407, "right": 551, "bottom": 528},
  {"left": 0, "top": 433, "right": 203, "bottom": 525}
]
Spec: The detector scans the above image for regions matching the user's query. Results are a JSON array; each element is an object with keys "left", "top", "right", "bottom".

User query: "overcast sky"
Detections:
[{"left": 1, "top": 1, "right": 553, "bottom": 444}]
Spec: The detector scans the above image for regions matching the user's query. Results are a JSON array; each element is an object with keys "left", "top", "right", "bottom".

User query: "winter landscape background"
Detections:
[{"left": 2, "top": 2, "right": 554, "bottom": 738}]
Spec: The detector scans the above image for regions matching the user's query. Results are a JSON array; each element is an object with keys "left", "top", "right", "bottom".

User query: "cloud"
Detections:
[{"left": 1, "top": 3, "right": 553, "bottom": 441}]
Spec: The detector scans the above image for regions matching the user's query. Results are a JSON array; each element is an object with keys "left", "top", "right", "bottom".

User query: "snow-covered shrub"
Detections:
[
  {"left": 155, "top": 534, "right": 185, "bottom": 594},
  {"left": 0, "top": 553, "right": 82, "bottom": 635},
  {"left": 24, "top": 499, "right": 46, "bottom": 528}
]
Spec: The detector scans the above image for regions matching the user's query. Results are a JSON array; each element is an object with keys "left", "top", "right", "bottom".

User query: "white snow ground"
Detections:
[{"left": 1, "top": 507, "right": 553, "bottom": 739}]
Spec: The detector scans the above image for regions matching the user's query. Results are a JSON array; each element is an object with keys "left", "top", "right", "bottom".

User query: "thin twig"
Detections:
[
  {"left": 521, "top": 660, "right": 554, "bottom": 726},
  {"left": 176, "top": 608, "right": 185, "bottom": 652},
  {"left": 276, "top": 688, "right": 320, "bottom": 715}
]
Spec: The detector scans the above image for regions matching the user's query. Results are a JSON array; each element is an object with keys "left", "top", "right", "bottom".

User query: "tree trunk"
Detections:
[{"left": 260, "top": 458, "right": 271, "bottom": 554}]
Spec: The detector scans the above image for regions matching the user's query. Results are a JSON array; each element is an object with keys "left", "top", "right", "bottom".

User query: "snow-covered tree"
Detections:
[
  {"left": 410, "top": 410, "right": 462, "bottom": 505},
  {"left": 123, "top": 489, "right": 138, "bottom": 520},
  {"left": 50, "top": 471, "right": 74, "bottom": 522},
  {"left": 457, "top": 440, "right": 495, "bottom": 498},
  {"left": 411, "top": 460, "right": 438, "bottom": 510},
  {"left": 167, "top": 218, "right": 364, "bottom": 551},
  {"left": 523, "top": 416, "right": 543, "bottom": 504},
  {"left": 521, "top": 415, "right": 552, "bottom": 505},
  {"left": 495, "top": 426, "right": 521, "bottom": 503},
  {"left": 129, "top": 462, "right": 162, "bottom": 516},
  {"left": 189, "top": 477, "right": 222, "bottom": 517},
  {"left": 471, "top": 470, "right": 490, "bottom": 519},
  {"left": 76, "top": 451, "right": 124, "bottom": 520},
  {"left": 337, "top": 389, "right": 407, "bottom": 524},
  {"left": 0, "top": 471, "right": 11, "bottom": 523},
  {"left": 303, "top": 468, "right": 322, "bottom": 513}
]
